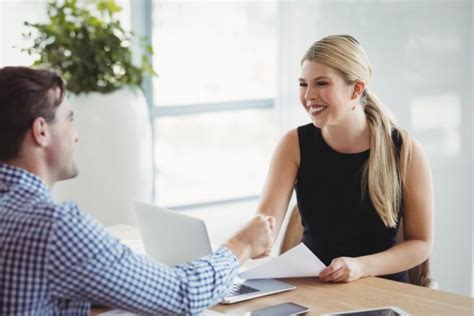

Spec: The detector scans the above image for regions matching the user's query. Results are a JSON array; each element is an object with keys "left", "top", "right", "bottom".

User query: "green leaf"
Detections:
[{"left": 22, "top": 0, "right": 156, "bottom": 95}]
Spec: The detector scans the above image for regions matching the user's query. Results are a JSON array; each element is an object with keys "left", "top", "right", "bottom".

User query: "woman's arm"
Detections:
[
  {"left": 256, "top": 129, "right": 300, "bottom": 241},
  {"left": 320, "top": 137, "right": 434, "bottom": 282}
]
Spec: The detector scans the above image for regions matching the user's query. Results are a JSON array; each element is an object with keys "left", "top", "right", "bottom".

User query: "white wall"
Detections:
[
  {"left": 0, "top": 0, "right": 48, "bottom": 67},
  {"left": 0, "top": 0, "right": 130, "bottom": 67},
  {"left": 277, "top": 0, "right": 473, "bottom": 296}
]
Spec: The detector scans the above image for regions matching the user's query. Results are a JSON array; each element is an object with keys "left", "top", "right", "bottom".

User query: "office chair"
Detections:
[{"left": 279, "top": 205, "right": 438, "bottom": 289}]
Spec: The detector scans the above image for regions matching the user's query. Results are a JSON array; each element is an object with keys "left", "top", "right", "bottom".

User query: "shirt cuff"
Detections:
[{"left": 216, "top": 246, "right": 240, "bottom": 270}]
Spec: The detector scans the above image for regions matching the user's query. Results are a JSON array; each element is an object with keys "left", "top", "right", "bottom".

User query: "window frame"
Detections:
[{"left": 132, "top": 0, "right": 275, "bottom": 209}]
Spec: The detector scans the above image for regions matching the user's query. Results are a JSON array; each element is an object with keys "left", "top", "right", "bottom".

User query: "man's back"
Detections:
[{"left": 0, "top": 163, "right": 92, "bottom": 315}]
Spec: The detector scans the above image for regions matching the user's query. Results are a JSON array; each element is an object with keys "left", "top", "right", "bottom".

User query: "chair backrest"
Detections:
[
  {"left": 395, "top": 219, "right": 438, "bottom": 289},
  {"left": 279, "top": 205, "right": 438, "bottom": 289},
  {"left": 279, "top": 204, "right": 304, "bottom": 255}
]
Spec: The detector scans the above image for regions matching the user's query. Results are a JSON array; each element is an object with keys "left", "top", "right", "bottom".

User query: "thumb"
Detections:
[{"left": 266, "top": 216, "right": 276, "bottom": 230}]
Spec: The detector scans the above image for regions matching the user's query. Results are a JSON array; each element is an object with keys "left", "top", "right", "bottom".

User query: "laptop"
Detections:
[{"left": 133, "top": 201, "right": 296, "bottom": 304}]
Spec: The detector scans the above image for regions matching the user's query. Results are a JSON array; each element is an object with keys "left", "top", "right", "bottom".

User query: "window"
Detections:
[
  {"left": 153, "top": 1, "right": 277, "bottom": 106},
  {"left": 150, "top": 1, "right": 279, "bottom": 207}
]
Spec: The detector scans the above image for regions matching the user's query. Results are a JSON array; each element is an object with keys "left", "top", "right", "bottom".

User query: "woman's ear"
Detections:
[{"left": 351, "top": 80, "right": 366, "bottom": 100}]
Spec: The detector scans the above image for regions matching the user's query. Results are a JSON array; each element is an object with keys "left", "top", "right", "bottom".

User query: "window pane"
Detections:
[
  {"left": 154, "top": 108, "right": 277, "bottom": 206},
  {"left": 152, "top": 1, "right": 277, "bottom": 106}
]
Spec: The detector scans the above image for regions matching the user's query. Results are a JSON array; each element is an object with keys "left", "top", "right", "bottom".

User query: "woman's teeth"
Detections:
[{"left": 309, "top": 106, "right": 327, "bottom": 115}]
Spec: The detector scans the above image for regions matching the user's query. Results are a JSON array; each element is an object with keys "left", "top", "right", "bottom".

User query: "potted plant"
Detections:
[{"left": 23, "top": 0, "right": 156, "bottom": 226}]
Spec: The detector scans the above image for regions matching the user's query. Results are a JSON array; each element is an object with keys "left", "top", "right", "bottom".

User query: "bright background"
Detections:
[{"left": 1, "top": 0, "right": 472, "bottom": 297}]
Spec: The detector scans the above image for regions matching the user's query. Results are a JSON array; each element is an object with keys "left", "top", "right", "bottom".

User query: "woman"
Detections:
[{"left": 257, "top": 35, "right": 434, "bottom": 283}]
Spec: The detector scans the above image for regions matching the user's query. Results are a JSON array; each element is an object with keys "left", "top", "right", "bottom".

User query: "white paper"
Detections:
[{"left": 238, "top": 243, "right": 326, "bottom": 279}]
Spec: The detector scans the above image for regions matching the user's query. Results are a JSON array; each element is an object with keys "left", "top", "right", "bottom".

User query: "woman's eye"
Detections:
[
  {"left": 299, "top": 83, "right": 307, "bottom": 87},
  {"left": 317, "top": 81, "right": 328, "bottom": 86}
]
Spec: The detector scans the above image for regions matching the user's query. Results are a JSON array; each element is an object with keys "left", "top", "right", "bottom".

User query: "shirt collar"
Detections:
[{"left": 0, "top": 163, "right": 50, "bottom": 198}]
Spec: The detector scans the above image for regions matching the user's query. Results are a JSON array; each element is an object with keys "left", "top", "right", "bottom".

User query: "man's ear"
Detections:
[
  {"left": 351, "top": 80, "right": 366, "bottom": 100},
  {"left": 31, "top": 117, "right": 51, "bottom": 147}
]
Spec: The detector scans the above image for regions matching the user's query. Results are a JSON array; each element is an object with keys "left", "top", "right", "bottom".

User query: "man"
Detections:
[{"left": 0, "top": 66, "right": 275, "bottom": 315}]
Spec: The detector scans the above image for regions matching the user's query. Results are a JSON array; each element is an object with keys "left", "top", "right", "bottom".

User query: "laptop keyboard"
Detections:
[{"left": 226, "top": 283, "right": 259, "bottom": 297}]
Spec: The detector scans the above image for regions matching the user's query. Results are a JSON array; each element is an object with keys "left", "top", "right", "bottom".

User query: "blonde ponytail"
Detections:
[{"left": 361, "top": 91, "right": 410, "bottom": 227}]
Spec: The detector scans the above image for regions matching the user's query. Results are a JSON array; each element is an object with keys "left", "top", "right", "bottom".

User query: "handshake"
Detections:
[{"left": 224, "top": 214, "right": 276, "bottom": 264}]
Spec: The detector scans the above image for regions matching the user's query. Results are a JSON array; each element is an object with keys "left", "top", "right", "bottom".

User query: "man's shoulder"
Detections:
[
  {"left": 2, "top": 192, "right": 82, "bottom": 225},
  {"left": 48, "top": 200, "right": 82, "bottom": 219}
]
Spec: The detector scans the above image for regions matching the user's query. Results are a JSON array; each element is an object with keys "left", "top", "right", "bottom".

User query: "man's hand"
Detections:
[{"left": 224, "top": 214, "right": 275, "bottom": 264}]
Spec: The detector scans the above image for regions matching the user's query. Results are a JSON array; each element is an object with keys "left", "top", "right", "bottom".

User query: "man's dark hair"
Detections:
[{"left": 0, "top": 66, "right": 65, "bottom": 160}]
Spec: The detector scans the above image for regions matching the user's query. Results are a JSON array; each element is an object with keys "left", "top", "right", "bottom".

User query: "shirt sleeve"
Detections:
[{"left": 47, "top": 202, "right": 239, "bottom": 315}]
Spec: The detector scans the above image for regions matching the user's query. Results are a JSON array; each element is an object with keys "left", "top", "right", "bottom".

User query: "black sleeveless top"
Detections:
[{"left": 295, "top": 123, "right": 409, "bottom": 283}]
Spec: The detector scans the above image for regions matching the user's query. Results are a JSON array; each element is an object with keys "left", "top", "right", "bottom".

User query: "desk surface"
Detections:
[{"left": 91, "top": 276, "right": 473, "bottom": 315}]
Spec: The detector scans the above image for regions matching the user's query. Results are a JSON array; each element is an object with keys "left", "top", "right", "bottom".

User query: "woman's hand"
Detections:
[{"left": 319, "top": 257, "right": 364, "bottom": 283}]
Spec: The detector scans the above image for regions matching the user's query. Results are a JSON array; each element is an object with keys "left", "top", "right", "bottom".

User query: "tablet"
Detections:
[
  {"left": 249, "top": 302, "right": 309, "bottom": 315},
  {"left": 321, "top": 306, "right": 409, "bottom": 316}
]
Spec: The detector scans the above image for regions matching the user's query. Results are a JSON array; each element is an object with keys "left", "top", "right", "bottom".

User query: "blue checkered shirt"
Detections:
[{"left": 0, "top": 164, "right": 239, "bottom": 315}]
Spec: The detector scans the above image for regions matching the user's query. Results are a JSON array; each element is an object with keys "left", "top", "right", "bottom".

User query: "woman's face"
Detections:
[{"left": 298, "top": 60, "right": 358, "bottom": 129}]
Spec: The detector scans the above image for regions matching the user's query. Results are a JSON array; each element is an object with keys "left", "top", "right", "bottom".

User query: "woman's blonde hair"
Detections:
[{"left": 302, "top": 35, "right": 410, "bottom": 228}]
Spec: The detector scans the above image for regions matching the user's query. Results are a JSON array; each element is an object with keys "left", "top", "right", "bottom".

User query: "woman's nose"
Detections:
[{"left": 304, "top": 86, "right": 318, "bottom": 101}]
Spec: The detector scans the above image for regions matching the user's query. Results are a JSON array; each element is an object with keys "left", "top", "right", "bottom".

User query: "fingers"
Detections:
[
  {"left": 319, "top": 259, "right": 348, "bottom": 282},
  {"left": 319, "top": 260, "right": 342, "bottom": 278},
  {"left": 321, "top": 267, "right": 348, "bottom": 282},
  {"left": 262, "top": 216, "right": 274, "bottom": 251},
  {"left": 245, "top": 215, "right": 275, "bottom": 259},
  {"left": 227, "top": 215, "right": 278, "bottom": 262},
  {"left": 319, "top": 257, "right": 361, "bottom": 283},
  {"left": 257, "top": 214, "right": 275, "bottom": 236},
  {"left": 264, "top": 216, "right": 275, "bottom": 248},
  {"left": 266, "top": 216, "right": 276, "bottom": 230},
  {"left": 332, "top": 274, "right": 349, "bottom": 283},
  {"left": 253, "top": 249, "right": 272, "bottom": 259}
]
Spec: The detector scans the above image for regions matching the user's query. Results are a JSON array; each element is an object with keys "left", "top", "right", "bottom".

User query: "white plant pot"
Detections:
[{"left": 52, "top": 88, "right": 153, "bottom": 226}]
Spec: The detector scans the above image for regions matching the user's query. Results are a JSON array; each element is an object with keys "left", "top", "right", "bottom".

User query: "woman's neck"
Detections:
[{"left": 322, "top": 108, "right": 371, "bottom": 154}]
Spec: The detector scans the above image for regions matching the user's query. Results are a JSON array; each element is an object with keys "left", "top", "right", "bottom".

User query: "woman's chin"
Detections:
[{"left": 310, "top": 117, "right": 325, "bottom": 129}]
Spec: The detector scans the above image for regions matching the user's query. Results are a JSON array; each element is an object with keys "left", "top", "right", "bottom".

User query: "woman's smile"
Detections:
[{"left": 309, "top": 105, "right": 328, "bottom": 116}]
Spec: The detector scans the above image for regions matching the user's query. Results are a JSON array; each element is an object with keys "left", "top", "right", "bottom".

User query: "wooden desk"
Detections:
[{"left": 92, "top": 276, "right": 473, "bottom": 315}]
